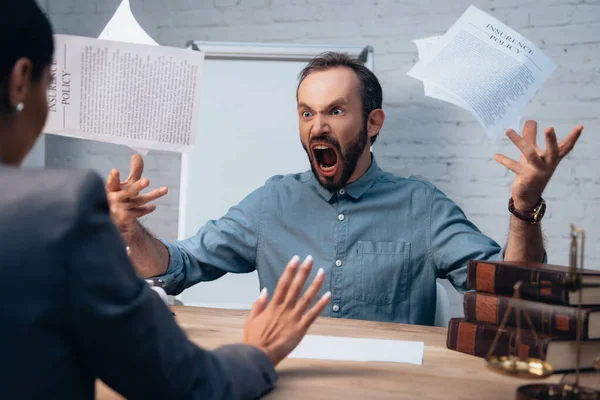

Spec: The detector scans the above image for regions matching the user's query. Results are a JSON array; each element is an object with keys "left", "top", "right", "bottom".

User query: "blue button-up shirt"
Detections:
[{"left": 159, "top": 155, "right": 504, "bottom": 325}]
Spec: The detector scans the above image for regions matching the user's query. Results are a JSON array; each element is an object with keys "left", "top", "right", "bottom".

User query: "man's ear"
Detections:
[
  {"left": 8, "top": 58, "right": 33, "bottom": 111},
  {"left": 366, "top": 109, "right": 385, "bottom": 141}
]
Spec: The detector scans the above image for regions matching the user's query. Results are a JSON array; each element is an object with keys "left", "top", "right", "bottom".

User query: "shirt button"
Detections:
[
  {"left": 339, "top": 189, "right": 345, "bottom": 195},
  {"left": 335, "top": 260, "right": 342, "bottom": 267},
  {"left": 338, "top": 214, "right": 345, "bottom": 221},
  {"left": 332, "top": 304, "right": 340, "bottom": 312}
]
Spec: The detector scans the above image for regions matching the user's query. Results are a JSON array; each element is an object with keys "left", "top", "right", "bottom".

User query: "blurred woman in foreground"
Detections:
[{"left": 0, "top": 2, "right": 330, "bottom": 399}]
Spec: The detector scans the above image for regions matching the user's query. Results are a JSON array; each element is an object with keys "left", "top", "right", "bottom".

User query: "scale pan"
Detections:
[
  {"left": 487, "top": 355, "right": 553, "bottom": 379},
  {"left": 516, "top": 383, "right": 600, "bottom": 400}
]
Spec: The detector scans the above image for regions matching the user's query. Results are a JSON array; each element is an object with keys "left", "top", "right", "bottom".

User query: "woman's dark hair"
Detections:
[
  {"left": 297, "top": 52, "right": 383, "bottom": 145},
  {"left": 0, "top": 1, "right": 54, "bottom": 115}
]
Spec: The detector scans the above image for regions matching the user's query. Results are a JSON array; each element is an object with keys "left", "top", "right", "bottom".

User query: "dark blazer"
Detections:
[{"left": 0, "top": 165, "right": 277, "bottom": 399}]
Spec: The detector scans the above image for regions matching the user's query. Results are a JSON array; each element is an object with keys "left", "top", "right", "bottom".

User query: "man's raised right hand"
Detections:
[{"left": 105, "top": 154, "right": 168, "bottom": 243}]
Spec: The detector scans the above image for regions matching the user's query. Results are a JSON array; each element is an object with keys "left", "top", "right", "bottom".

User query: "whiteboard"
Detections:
[{"left": 178, "top": 42, "right": 373, "bottom": 309}]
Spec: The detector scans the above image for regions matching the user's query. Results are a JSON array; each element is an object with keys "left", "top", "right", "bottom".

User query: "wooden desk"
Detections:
[{"left": 97, "top": 306, "right": 599, "bottom": 399}]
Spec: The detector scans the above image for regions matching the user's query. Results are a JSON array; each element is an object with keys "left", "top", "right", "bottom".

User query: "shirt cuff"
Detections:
[{"left": 153, "top": 238, "right": 186, "bottom": 295}]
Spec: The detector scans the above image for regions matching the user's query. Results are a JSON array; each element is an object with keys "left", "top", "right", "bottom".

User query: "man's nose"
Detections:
[{"left": 311, "top": 115, "right": 331, "bottom": 136}]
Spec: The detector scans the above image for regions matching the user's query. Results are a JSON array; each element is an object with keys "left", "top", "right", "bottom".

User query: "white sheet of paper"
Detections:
[
  {"left": 287, "top": 335, "right": 424, "bottom": 365},
  {"left": 98, "top": 0, "right": 159, "bottom": 155},
  {"left": 413, "top": 36, "right": 472, "bottom": 112},
  {"left": 98, "top": 0, "right": 158, "bottom": 46},
  {"left": 44, "top": 34, "right": 204, "bottom": 152},
  {"left": 412, "top": 37, "right": 522, "bottom": 129},
  {"left": 407, "top": 5, "right": 555, "bottom": 141}
]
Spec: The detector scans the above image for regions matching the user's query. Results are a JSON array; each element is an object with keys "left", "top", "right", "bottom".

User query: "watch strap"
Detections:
[{"left": 508, "top": 197, "right": 546, "bottom": 224}]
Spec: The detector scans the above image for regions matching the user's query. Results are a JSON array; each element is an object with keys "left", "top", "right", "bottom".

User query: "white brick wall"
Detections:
[{"left": 39, "top": 0, "right": 599, "bottom": 279}]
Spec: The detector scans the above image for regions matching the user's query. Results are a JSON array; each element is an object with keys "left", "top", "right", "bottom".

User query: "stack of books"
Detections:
[{"left": 446, "top": 260, "right": 600, "bottom": 371}]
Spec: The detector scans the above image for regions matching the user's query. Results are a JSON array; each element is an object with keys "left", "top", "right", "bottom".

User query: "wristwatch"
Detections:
[{"left": 508, "top": 197, "right": 546, "bottom": 224}]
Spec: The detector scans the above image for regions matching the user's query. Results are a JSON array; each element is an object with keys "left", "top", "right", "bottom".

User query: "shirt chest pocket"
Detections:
[{"left": 354, "top": 240, "right": 411, "bottom": 306}]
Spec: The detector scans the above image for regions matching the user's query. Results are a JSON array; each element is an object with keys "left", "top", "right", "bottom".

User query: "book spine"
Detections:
[
  {"left": 447, "top": 318, "right": 551, "bottom": 360},
  {"left": 463, "top": 292, "right": 590, "bottom": 340},
  {"left": 466, "top": 260, "right": 569, "bottom": 305}
]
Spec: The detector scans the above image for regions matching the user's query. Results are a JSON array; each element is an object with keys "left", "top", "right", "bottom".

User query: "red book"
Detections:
[
  {"left": 466, "top": 260, "right": 600, "bottom": 305},
  {"left": 446, "top": 318, "right": 600, "bottom": 372},
  {"left": 463, "top": 291, "right": 600, "bottom": 340}
]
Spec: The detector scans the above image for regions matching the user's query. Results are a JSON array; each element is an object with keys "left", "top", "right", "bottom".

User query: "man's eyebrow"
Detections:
[
  {"left": 328, "top": 97, "right": 348, "bottom": 106},
  {"left": 297, "top": 98, "right": 348, "bottom": 110}
]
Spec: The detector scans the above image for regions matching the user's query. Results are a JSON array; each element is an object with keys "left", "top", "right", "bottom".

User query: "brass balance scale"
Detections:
[{"left": 483, "top": 225, "right": 600, "bottom": 399}]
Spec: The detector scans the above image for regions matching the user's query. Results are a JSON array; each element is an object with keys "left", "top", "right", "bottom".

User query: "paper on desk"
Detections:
[
  {"left": 98, "top": 0, "right": 158, "bottom": 156},
  {"left": 287, "top": 335, "right": 424, "bottom": 365},
  {"left": 407, "top": 5, "right": 554, "bottom": 141},
  {"left": 44, "top": 0, "right": 205, "bottom": 153}
]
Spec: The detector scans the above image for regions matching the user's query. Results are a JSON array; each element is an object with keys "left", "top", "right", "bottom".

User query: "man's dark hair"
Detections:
[
  {"left": 297, "top": 52, "right": 383, "bottom": 145},
  {"left": 0, "top": 1, "right": 54, "bottom": 115}
]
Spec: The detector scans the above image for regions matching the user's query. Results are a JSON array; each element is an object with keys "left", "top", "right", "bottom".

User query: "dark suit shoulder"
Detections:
[{"left": 0, "top": 168, "right": 107, "bottom": 240}]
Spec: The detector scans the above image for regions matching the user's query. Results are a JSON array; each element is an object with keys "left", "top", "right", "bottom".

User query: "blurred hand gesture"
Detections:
[{"left": 105, "top": 154, "right": 168, "bottom": 242}]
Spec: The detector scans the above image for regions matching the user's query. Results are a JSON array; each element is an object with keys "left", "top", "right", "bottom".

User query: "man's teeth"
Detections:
[{"left": 314, "top": 145, "right": 335, "bottom": 172}]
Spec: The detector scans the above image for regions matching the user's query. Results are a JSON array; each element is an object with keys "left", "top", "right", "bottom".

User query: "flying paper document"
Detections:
[
  {"left": 407, "top": 5, "right": 555, "bottom": 141},
  {"left": 288, "top": 335, "right": 424, "bottom": 365},
  {"left": 413, "top": 35, "right": 521, "bottom": 130},
  {"left": 413, "top": 36, "right": 472, "bottom": 112},
  {"left": 44, "top": 13, "right": 205, "bottom": 152},
  {"left": 97, "top": 0, "right": 159, "bottom": 155},
  {"left": 98, "top": 0, "right": 158, "bottom": 47}
]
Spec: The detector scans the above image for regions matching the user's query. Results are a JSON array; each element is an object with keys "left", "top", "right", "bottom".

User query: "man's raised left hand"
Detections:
[{"left": 494, "top": 120, "right": 583, "bottom": 211}]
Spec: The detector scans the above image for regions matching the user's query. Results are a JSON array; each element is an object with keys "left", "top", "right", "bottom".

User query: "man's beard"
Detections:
[{"left": 303, "top": 123, "right": 368, "bottom": 192}]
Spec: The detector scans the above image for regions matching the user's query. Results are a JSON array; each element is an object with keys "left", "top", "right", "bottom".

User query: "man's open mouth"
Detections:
[{"left": 312, "top": 143, "right": 339, "bottom": 177}]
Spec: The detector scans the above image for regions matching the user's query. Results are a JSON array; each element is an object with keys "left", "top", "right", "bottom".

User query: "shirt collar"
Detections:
[{"left": 308, "top": 153, "right": 381, "bottom": 201}]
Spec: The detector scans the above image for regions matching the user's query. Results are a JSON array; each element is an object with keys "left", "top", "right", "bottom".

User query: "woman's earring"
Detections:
[{"left": 15, "top": 102, "right": 24, "bottom": 113}]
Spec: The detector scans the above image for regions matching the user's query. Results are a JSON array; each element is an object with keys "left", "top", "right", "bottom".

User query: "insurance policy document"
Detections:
[
  {"left": 96, "top": 0, "right": 159, "bottom": 155},
  {"left": 408, "top": 5, "right": 555, "bottom": 141},
  {"left": 44, "top": 33, "right": 205, "bottom": 152},
  {"left": 413, "top": 36, "right": 471, "bottom": 112}
]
